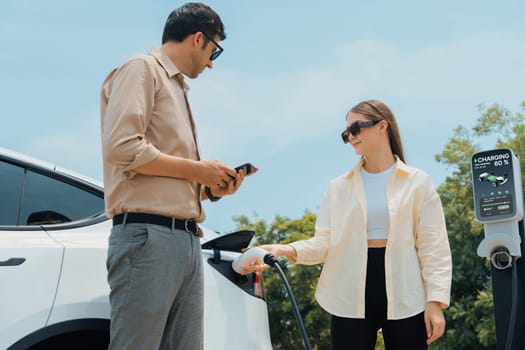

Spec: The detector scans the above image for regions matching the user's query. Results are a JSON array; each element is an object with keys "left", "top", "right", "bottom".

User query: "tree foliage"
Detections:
[{"left": 233, "top": 101, "right": 524, "bottom": 349}]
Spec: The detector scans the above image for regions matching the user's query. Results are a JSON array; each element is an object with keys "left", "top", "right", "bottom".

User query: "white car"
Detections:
[
  {"left": 0, "top": 147, "right": 272, "bottom": 350},
  {"left": 478, "top": 171, "right": 508, "bottom": 187}
]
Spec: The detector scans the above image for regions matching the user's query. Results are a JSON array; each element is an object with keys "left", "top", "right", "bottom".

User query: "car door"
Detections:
[{"left": 0, "top": 160, "right": 64, "bottom": 349}]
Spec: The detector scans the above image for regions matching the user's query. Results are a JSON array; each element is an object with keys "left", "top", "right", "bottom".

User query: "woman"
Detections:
[{"left": 256, "top": 100, "right": 452, "bottom": 349}]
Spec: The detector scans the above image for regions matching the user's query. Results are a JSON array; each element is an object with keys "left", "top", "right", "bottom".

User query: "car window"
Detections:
[
  {"left": 19, "top": 170, "right": 104, "bottom": 225},
  {"left": 0, "top": 161, "right": 24, "bottom": 225}
]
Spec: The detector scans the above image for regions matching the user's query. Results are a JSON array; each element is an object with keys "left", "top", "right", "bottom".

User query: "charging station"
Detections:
[{"left": 471, "top": 148, "right": 525, "bottom": 350}]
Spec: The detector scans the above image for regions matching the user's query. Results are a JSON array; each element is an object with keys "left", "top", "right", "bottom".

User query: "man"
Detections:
[{"left": 100, "top": 3, "right": 252, "bottom": 349}]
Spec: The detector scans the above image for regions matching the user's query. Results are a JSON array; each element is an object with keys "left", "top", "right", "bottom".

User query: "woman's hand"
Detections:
[
  {"left": 425, "top": 301, "right": 446, "bottom": 345},
  {"left": 257, "top": 244, "right": 296, "bottom": 260},
  {"left": 236, "top": 244, "right": 296, "bottom": 275}
]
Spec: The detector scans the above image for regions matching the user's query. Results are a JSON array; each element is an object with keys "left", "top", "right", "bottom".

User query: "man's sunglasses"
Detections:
[
  {"left": 202, "top": 32, "right": 224, "bottom": 61},
  {"left": 341, "top": 120, "right": 380, "bottom": 143}
]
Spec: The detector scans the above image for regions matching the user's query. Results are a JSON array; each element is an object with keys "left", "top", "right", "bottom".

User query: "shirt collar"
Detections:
[
  {"left": 346, "top": 155, "right": 412, "bottom": 179},
  {"left": 149, "top": 47, "right": 190, "bottom": 92}
]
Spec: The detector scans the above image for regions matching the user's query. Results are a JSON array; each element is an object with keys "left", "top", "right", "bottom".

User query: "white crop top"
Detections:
[{"left": 361, "top": 164, "right": 395, "bottom": 240}]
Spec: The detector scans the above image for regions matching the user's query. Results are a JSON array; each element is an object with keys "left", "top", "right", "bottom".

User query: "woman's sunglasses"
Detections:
[{"left": 341, "top": 120, "right": 380, "bottom": 143}]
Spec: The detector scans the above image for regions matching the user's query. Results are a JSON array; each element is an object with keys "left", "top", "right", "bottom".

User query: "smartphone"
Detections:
[{"left": 234, "top": 163, "right": 255, "bottom": 175}]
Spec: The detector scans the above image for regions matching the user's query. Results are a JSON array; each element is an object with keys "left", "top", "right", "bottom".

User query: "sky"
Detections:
[{"left": 1, "top": 0, "right": 524, "bottom": 233}]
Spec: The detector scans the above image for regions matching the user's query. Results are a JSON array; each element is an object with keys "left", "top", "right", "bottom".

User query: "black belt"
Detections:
[{"left": 113, "top": 213, "right": 199, "bottom": 236}]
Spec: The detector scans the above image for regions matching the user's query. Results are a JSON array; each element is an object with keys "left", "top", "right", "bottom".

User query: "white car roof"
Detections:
[{"left": 0, "top": 146, "right": 103, "bottom": 189}]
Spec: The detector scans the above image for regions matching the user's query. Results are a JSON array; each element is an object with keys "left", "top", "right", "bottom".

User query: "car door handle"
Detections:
[{"left": 0, "top": 258, "right": 26, "bottom": 266}]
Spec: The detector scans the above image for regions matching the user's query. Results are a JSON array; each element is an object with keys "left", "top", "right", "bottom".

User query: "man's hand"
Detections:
[
  {"left": 425, "top": 301, "right": 446, "bottom": 345},
  {"left": 204, "top": 162, "right": 258, "bottom": 198},
  {"left": 196, "top": 159, "right": 237, "bottom": 187}
]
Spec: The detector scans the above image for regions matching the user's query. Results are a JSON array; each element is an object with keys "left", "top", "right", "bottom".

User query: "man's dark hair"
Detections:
[{"left": 162, "top": 2, "right": 226, "bottom": 44}]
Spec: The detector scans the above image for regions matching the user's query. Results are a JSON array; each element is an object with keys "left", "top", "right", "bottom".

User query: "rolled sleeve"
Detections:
[
  {"left": 101, "top": 57, "right": 160, "bottom": 177},
  {"left": 416, "top": 184, "right": 452, "bottom": 308},
  {"left": 289, "top": 228, "right": 330, "bottom": 265},
  {"left": 289, "top": 189, "right": 331, "bottom": 265}
]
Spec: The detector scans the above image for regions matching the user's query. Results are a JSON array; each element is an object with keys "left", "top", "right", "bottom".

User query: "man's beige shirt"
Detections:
[
  {"left": 100, "top": 48, "right": 205, "bottom": 222},
  {"left": 289, "top": 157, "right": 452, "bottom": 320}
]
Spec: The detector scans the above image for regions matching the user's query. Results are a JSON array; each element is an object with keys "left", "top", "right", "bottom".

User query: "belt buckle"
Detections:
[{"left": 184, "top": 220, "right": 194, "bottom": 235}]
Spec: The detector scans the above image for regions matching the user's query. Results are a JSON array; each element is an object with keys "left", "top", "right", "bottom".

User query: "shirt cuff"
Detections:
[
  {"left": 426, "top": 293, "right": 450, "bottom": 309},
  {"left": 286, "top": 244, "right": 298, "bottom": 264},
  {"left": 122, "top": 145, "right": 160, "bottom": 178}
]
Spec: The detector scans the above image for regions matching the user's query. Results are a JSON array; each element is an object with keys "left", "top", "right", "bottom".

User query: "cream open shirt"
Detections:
[
  {"left": 289, "top": 157, "right": 452, "bottom": 320},
  {"left": 100, "top": 48, "right": 205, "bottom": 221}
]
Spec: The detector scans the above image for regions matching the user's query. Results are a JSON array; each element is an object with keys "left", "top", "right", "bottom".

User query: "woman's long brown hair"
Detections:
[{"left": 350, "top": 99, "right": 406, "bottom": 163}]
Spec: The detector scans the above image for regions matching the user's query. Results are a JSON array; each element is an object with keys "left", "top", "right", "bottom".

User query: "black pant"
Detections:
[{"left": 331, "top": 248, "right": 428, "bottom": 350}]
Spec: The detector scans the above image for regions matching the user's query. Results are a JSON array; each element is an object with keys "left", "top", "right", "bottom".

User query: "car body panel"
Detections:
[
  {"left": 45, "top": 221, "right": 112, "bottom": 325},
  {"left": 202, "top": 249, "right": 272, "bottom": 349},
  {"left": 0, "top": 230, "right": 63, "bottom": 348}
]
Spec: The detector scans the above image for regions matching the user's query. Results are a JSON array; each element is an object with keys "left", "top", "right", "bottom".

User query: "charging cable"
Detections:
[
  {"left": 505, "top": 256, "right": 518, "bottom": 350},
  {"left": 232, "top": 248, "right": 313, "bottom": 350}
]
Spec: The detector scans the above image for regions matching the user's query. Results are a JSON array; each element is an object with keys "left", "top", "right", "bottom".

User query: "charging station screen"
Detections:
[{"left": 471, "top": 149, "right": 516, "bottom": 221}]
